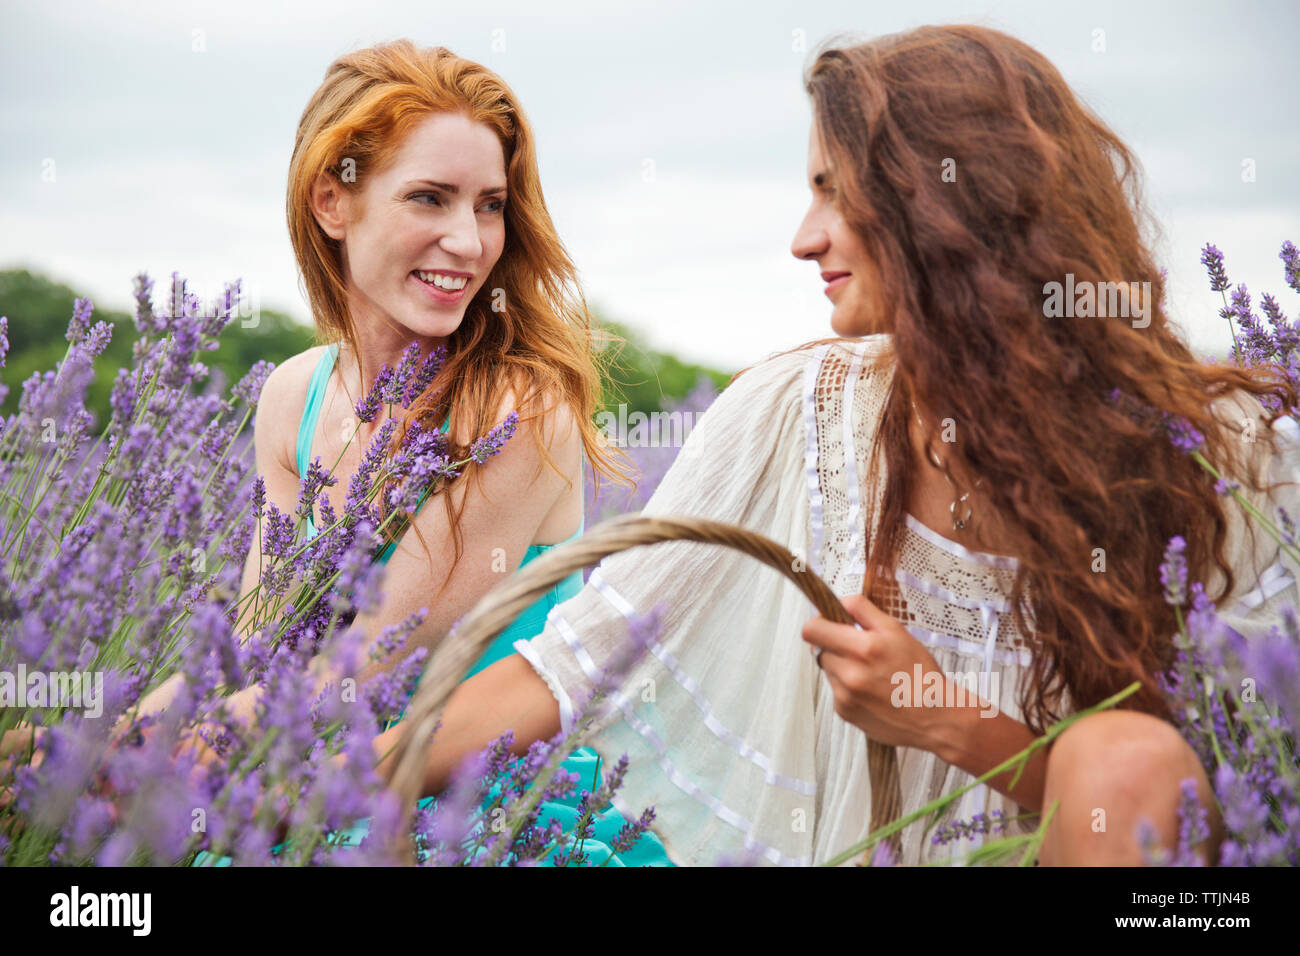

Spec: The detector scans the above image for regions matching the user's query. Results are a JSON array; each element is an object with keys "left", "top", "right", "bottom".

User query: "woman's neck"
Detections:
[
  {"left": 904, "top": 398, "right": 1018, "bottom": 557},
  {"left": 334, "top": 327, "right": 446, "bottom": 410},
  {"left": 337, "top": 288, "right": 450, "bottom": 398}
]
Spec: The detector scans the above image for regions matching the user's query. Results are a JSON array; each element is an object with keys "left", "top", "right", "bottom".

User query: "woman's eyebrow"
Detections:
[{"left": 405, "top": 179, "right": 508, "bottom": 196}]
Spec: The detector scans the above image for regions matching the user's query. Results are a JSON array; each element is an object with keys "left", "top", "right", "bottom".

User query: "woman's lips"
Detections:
[
  {"left": 410, "top": 270, "right": 467, "bottom": 304},
  {"left": 823, "top": 272, "right": 851, "bottom": 299}
]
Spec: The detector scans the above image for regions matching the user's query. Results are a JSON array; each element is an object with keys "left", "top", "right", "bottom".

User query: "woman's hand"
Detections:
[
  {"left": 0, "top": 723, "right": 46, "bottom": 815},
  {"left": 0, "top": 724, "right": 43, "bottom": 764},
  {"left": 115, "top": 673, "right": 262, "bottom": 772},
  {"left": 111, "top": 671, "right": 189, "bottom": 742},
  {"left": 179, "top": 684, "right": 263, "bottom": 772},
  {"left": 112, "top": 672, "right": 207, "bottom": 762},
  {"left": 801, "top": 593, "right": 965, "bottom": 754}
]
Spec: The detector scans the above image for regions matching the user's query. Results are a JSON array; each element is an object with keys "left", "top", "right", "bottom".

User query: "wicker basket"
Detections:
[{"left": 385, "top": 512, "right": 903, "bottom": 865}]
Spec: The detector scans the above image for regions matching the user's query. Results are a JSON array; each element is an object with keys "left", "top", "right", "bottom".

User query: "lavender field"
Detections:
[{"left": 0, "top": 242, "right": 1298, "bottom": 867}]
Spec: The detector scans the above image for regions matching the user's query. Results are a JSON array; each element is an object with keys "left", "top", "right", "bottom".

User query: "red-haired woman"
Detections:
[
  {"left": 374, "top": 25, "right": 1300, "bottom": 866},
  {"left": 143, "top": 39, "right": 671, "bottom": 865}
]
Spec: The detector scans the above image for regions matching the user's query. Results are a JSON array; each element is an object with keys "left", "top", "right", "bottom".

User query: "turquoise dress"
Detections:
[{"left": 195, "top": 343, "right": 670, "bottom": 866}]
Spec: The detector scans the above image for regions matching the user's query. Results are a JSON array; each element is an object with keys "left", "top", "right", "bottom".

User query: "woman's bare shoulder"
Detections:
[
  {"left": 252, "top": 344, "right": 332, "bottom": 472},
  {"left": 260, "top": 345, "right": 330, "bottom": 401},
  {"left": 499, "top": 376, "right": 582, "bottom": 466}
]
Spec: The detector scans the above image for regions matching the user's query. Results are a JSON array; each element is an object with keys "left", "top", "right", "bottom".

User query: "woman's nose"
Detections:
[
  {"left": 439, "top": 205, "right": 483, "bottom": 260},
  {"left": 791, "top": 211, "right": 828, "bottom": 261}
]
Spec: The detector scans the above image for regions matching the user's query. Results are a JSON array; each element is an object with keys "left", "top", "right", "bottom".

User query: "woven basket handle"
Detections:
[{"left": 385, "top": 512, "right": 902, "bottom": 863}]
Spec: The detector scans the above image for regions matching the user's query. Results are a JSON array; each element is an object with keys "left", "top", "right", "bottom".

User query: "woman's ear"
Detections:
[{"left": 310, "top": 170, "right": 350, "bottom": 241}]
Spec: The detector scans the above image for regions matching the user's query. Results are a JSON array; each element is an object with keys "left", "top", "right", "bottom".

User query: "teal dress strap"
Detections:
[
  {"left": 296, "top": 343, "right": 448, "bottom": 545},
  {"left": 296, "top": 344, "right": 337, "bottom": 480},
  {"left": 296, "top": 345, "right": 338, "bottom": 540},
  {"left": 230, "top": 362, "right": 674, "bottom": 866}
]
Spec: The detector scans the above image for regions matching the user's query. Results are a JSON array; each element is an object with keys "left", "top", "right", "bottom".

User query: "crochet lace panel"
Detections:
[{"left": 811, "top": 339, "right": 1033, "bottom": 669}]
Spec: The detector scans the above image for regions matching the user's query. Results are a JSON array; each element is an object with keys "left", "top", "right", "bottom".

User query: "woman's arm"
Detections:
[
  {"left": 338, "top": 387, "right": 580, "bottom": 689},
  {"left": 371, "top": 653, "right": 561, "bottom": 796},
  {"left": 928, "top": 702, "right": 1046, "bottom": 814},
  {"left": 801, "top": 592, "right": 1047, "bottom": 815},
  {"left": 235, "top": 356, "right": 316, "bottom": 640}
]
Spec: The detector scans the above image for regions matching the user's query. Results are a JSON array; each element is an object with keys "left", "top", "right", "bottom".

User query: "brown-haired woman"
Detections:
[{"left": 371, "top": 24, "right": 1300, "bottom": 866}]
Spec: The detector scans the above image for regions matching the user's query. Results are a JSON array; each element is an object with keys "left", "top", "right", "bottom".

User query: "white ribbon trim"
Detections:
[
  {"left": 893, "top": 566, "right": 1015, "bottom": 615},
  {"left": 1229, "top": 560, "right": 1294, "bottom": 613},
  {"left": 904, "top": 622, "right": 1033, "bottom": 668},
  {"left": 803, "top": 344, "right": 832, "bottom": 577},
  {"left": 544, "top": 604, "right": 812, "bottom": 865},
  {"left": 588, "top": 568, "right": 818, "bottom": 797},
  {"left": 903, "top": 513, "right": 1021, "bottom": 569},
  {"left": 512, "top": 638, "right": 574, "bottom": 736}
]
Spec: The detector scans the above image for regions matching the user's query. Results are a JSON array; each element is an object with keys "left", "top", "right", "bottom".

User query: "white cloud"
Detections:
[{"left": 1, "top": 0, "right": 1295, "bottom": 371}]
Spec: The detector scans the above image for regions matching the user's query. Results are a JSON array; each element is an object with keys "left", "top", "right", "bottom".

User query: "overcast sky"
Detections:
[{"left": 2, "top": 0, "right": 1297, "bottom": 371}]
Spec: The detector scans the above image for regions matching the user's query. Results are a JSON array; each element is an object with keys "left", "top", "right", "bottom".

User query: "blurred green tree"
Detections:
[
  {"left": 0, "top": 269, "right": 311, "bottom": 429},
  {"left": 0, "top": 268, "right": 733, "bottom": 429},
  {"left": 591, "top": 315, "right": 731, "bottom": 418}
]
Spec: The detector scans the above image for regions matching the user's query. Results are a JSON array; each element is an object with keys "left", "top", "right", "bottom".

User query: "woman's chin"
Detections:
[
  {"left": 829, "top": 305, "right": 881, "bottom": 339},
  {"left": 397, "top": 305, "right": 465, "bottom": 339}
]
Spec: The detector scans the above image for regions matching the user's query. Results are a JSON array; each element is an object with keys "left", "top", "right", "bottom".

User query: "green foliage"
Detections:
[
  {"left": 591, "top": 315, "right": 733, "bottom": 417},
  {"left": 0, "top": 268, "right": 315, "bottom": 429},
  {"left": 0, "top": 269, "right": 734, "bottom": 428}
]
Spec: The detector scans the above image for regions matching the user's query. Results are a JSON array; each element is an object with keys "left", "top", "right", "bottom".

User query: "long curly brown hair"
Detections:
[{"left": 792, "top": 24, "right": 1297, "bottom": 734}]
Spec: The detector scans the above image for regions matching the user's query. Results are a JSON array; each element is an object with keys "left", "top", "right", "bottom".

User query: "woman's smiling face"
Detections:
[
  {"left": 790, "top": 122, "right": 885, "bottom": 337},
  {"left": 311, "top": 110, "right": 508, "bottom": 344}
]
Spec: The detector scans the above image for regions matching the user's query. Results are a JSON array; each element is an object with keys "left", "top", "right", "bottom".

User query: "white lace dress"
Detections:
[{"left": 512, "top": 334, "right": 1300, "bottom": 866}]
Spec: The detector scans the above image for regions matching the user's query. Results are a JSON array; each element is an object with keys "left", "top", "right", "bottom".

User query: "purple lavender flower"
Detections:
[
  {"left": 1200, "top": 244, "right": 1231, "bottom": 292},
  {"left": 867, "top": 839, "right": 898, "bottom": 866},
  {"left": 1172, "top": 778, "right": 1211, "bottom": 866},
  {"left": 108, "top": 367, "right": 138, "bottom": 427},
  {"left": 295, "top": 456, "right": 337, "bottom": 524},
  {"left": 1242, "top": 611, "right": 1300, "bottom": 731},
  {"left": 1214, "top": 476, "right": 1241, "bottom": 497},
  {"left": 81, "top": 321, "right": 114, "bottom": 359},
  {"left": 1160, "top": 535, "right": 1188, "bottom": 607},
  {"left": 609, "top": 807, "right": 657, "bottom": 855},
  {"left": 1275, "top": 506, "right": 1300, "bottom": 552},
  {"left": 403, "top": 345, "right": 447, "bottom": 407},
  {"left": 425, "top": 750, "right": 493, "bottom": 865},
  {"left": 930, "top": 808, "right": 1009, "bottom": 846},
  {"left": 66, "top": 296, "right": 94, "bottom": 343},
  {"left": 1164, "top": 414, "right": 1205, "bottom": 453},
  {"left": 1282, "top": 240, "right": 1300, "bottom": 294},
  {"left": 354, "top": 365, "right": 394, "bottom": 423},
  {"left": 233, "top": 360, "right": 273, "bottom": 408},
  {"left": 469, "top": 410, "right": 519, "bottom": 464},
  {"left": 131, "top": 272, "right": 157, "bottom": 334}
]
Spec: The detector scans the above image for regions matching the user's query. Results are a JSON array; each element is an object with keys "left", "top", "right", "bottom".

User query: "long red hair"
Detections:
[{"left": 286, "top": 39, "right": 633, "bottom": 579}]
